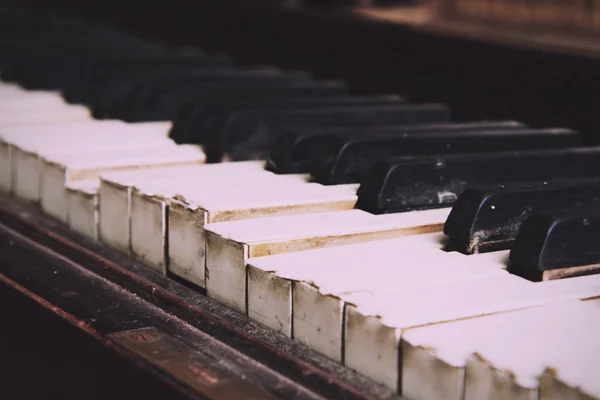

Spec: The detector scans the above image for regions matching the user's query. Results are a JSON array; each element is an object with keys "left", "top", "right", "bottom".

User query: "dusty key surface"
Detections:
[
  {"left": 129, "top": 173, "right": 309, "bottom": 274},
  {"left": 292, "top": 250, "right": 508, "bottom": 363},
  {"left": 173, "top": 181, "right": 357, "bottom": 291},
  {"left": 247, "top": 233, "right": 447, "bottom": 338},
  {"left": 401, "top": 297, "right": 600, "bottom": 400},
  {"left": 206, "top": 208, "right": 449, "bottom": 317},
  {"left": 98, "top": 161, "right": 268, "bottom": 255},
  {"left": 6, "top": 120, "right": 170, "bottom": 199},
  {"left": 66, "top": 179, "right": 100, "bottom": 239},
  {"left": 39, "top": 144, "right": 205, "bottom": 222},
  {"left": 345, "top": 273, "right": 600, "bottom": 394}
]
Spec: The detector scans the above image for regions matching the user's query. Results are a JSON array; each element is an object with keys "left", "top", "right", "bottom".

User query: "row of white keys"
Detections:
[
  {"left": 4, "top": 120, "right": 169, "bottom": 196},
  {"left": 346, "top": 272, "right": 600, "bottom": 396},
  {"left": 4, "top": 127, "right": 207, "bottom": 219},
  {"left": 39, "top": 143, "right": 205, "bottom": 222},
  {"left": 247, "top": 233, "right": 600, "bottom": 394},
  {"left": 97, "top": 161, "right": 269, "bottom": 255},
  {"left": 246, "top": 233, "right": 506, "bottom": 358},
  {"left": 98, "top": 162, "right": 358, "bottom": 283},
  {"left": 129, "top": 172, "right": 317, "bottom": 276},
  {"left": 0, "top": 89, "right": 94, "bottom": 190},
  {"left": 204, "top": 207, "right": 450, "bottom": 314},
  {"left": 402, "top": 297, "right": 600, "bottom": 400}
]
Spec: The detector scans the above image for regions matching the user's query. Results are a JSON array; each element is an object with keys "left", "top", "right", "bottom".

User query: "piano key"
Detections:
[
  {"left": 465, "top": 300, "right": 600, "bottom": 399},
  {"left": 1, "top": 120, "right": 124, "bottom": 194},
  {"left": 309, "top": 128, "right": 581, "bottom": 185},
  {"left": 101, "top": 76, "right": 339, "bottom": 121},
  {"left": 356, "top": 146, "right": 600, "bottom": 214},
  {"left": 444, "top": 179, "right": 600, "bottom": 254},
  {"left": 65, "top": 54, "right": 233, "bottom": 104},
  {"left": 170, "top": 93, "right": 403, "bottom": 146},
  {"left": 400, "top": 300, "right": 588, "bottom": 400},
  {"left": 245, "top": 234, "right": 444, "bottom": 336},
  {"left": 400, "top": 297, "right": 600, "bottom": 400},
  {"left": 117, "top": 176, "right": 354, "bottom": 293},
  {"left": 129, "top": 173, "right": 313, "bottom": 275},
  {"left": 245, "top": 234, "right": 501, "bottom": 349},
  {"left": 538, "top": 359, "right": 600, "bottom": 400},
  {"left": 98, "top": 161, "right": 268, "bottom": 254},
  {"left": 39, "top": 144, "right": 206, "bottom": 222},
  {"left": 509, "top": 203, "right": 600, "bottom": 281},
  {"left": 292, "top": 250, "right": 508, "bottom": 363},
  {"left": 205, "top": 207, "right": 449, "bottom": 314},
  {"left": 6, "top": 121, "right": 174, "bottom": 202},
  {"left": 267, "top": 120, "right": 527, "bottom": 174},
  {"left": 345, "top": 274, "right": 600, "bottom": 395},
  {"left": 171, "top": 182, "right": 358, "bottom": 289},
  {"left": 66, "top": 179, "right": 99, "bottom": 240},
  {"left": 120, "top": 71, "right": 315, "bottom": 121},
  {"left": 215, "top": 103, "right": 451, "bottom": 159},
  {"left": 0, "top": 93, "right": 91, "bottom": 123}
]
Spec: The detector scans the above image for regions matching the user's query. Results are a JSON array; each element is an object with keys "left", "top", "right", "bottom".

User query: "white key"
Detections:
[
  {"left": 38, "top": 144, "right": 205, "bottom": 222},
  {"left": 206, "top": 208, "right": 449, "bottom": 319},
  {"left": 3, "top": 120, "right": 125, "bottom": 194},
  {"left": 292, "top": 249, "right": 508, "bottom": 363},
  {"left": 129, "top": 173, "right": 308, "bottom": 275},
  {"left": 539, "top": 340, "right": 600, "bottom": 400},
  {"left": 402, "top": 296, "right": 600, "bottom": 400},
  {"left": 4, "top": 120, "right": 177, "bottom": 203},
  {"left": 246, "top": 234, "right": 446, "bottom": 338},
  {"left": 200, "top": 183, "right": 358, "bottom": 310},
  {"left": 345, "top": 273, "right": 600, "bottom": 394},
  {"left": 0, "top": 118, "right": 109, "bottom": 193},
  {"left": 66, "top": 179, "right": 99, "bottom": 239},
  {"left": 97, "top": 161, "right": 278, "bottom": 262},
  {"left": 14, "top": 121, "right": 175, "bottom": 204},
  {"left": 463, "top": 276, "right": 600, "bottom": 400},
  {"left": 0, "top": 91, "right": 90, "bottom": 123}
]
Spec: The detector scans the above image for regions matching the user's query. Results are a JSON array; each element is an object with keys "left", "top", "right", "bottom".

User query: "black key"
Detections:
[
  {"left": 310, "top": 128, "right": 581, "bottom": 185},
  {"left": 64, "top": 53, "right": 232, "bottom": 104},
  {"left": 508, "top": 203, "right": 600, "bottom": 281},
  {"left": 170, "top": 94, "right": 404, "bottom": 145},
  {"left": 1, "top": 44, "right": 168, "bottom": 89},
  {"left": 444, "top": 179, "right": 600, "bottom": 254},
  {"left": 355, "top": 146, "right": 600, "bottom": 214},
  {"left": 87, "top": 65, "right": 243, "bottom": 115},
  {"left": 118, "top": 71, "right": 315, "bottom": 121},
  {"left": 267, "top": 121, "right": 526, "bottom": 174},
  {"left": 215, "top": 104, "right": 451, "bottom": 160}
]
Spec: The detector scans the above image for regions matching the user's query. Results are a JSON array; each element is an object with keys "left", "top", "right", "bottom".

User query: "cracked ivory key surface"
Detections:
[
  {"left": 128, "top": 177, "right": 356, "bottom": 287},
  {"left": 246, "top": 233, "right": 447, "bottom": 337},
  {"left": 98, "top": 161, "right": 308, "bottom": 273},
  {"left": 401, "top": 298, "right": 600, "bottom": 400},
  {"left": 127, "top": 172, "right": 312, "bottom": 277},
  {"left": 291, "top": 250, "right": 508, "bottom": 363},
  {"left": 246, "top": 234, "right": 504, "bottom": 357},
  {"left": 188, "top": 183, "right": 358, "bottom": 307},
  {"left": 461, "top": 278, "right": 600, "bottom": 400},
  {"left": 205, "top": 207, "right": 449, "bottom": 316},
  {"left": 343, "top": 273, "right": 600, "bottom": 395},
  {"left": 97, "top": 161, "right": 268, "bottom": 254}
]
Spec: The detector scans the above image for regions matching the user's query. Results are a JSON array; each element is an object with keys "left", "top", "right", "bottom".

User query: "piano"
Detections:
[{"left": 2, "top": 0, "right": 600, "bottom": 399}]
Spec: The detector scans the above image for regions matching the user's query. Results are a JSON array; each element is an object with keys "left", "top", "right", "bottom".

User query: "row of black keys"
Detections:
[{"left": 2, "top": 5, "right": 600, "bottom": 279}]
